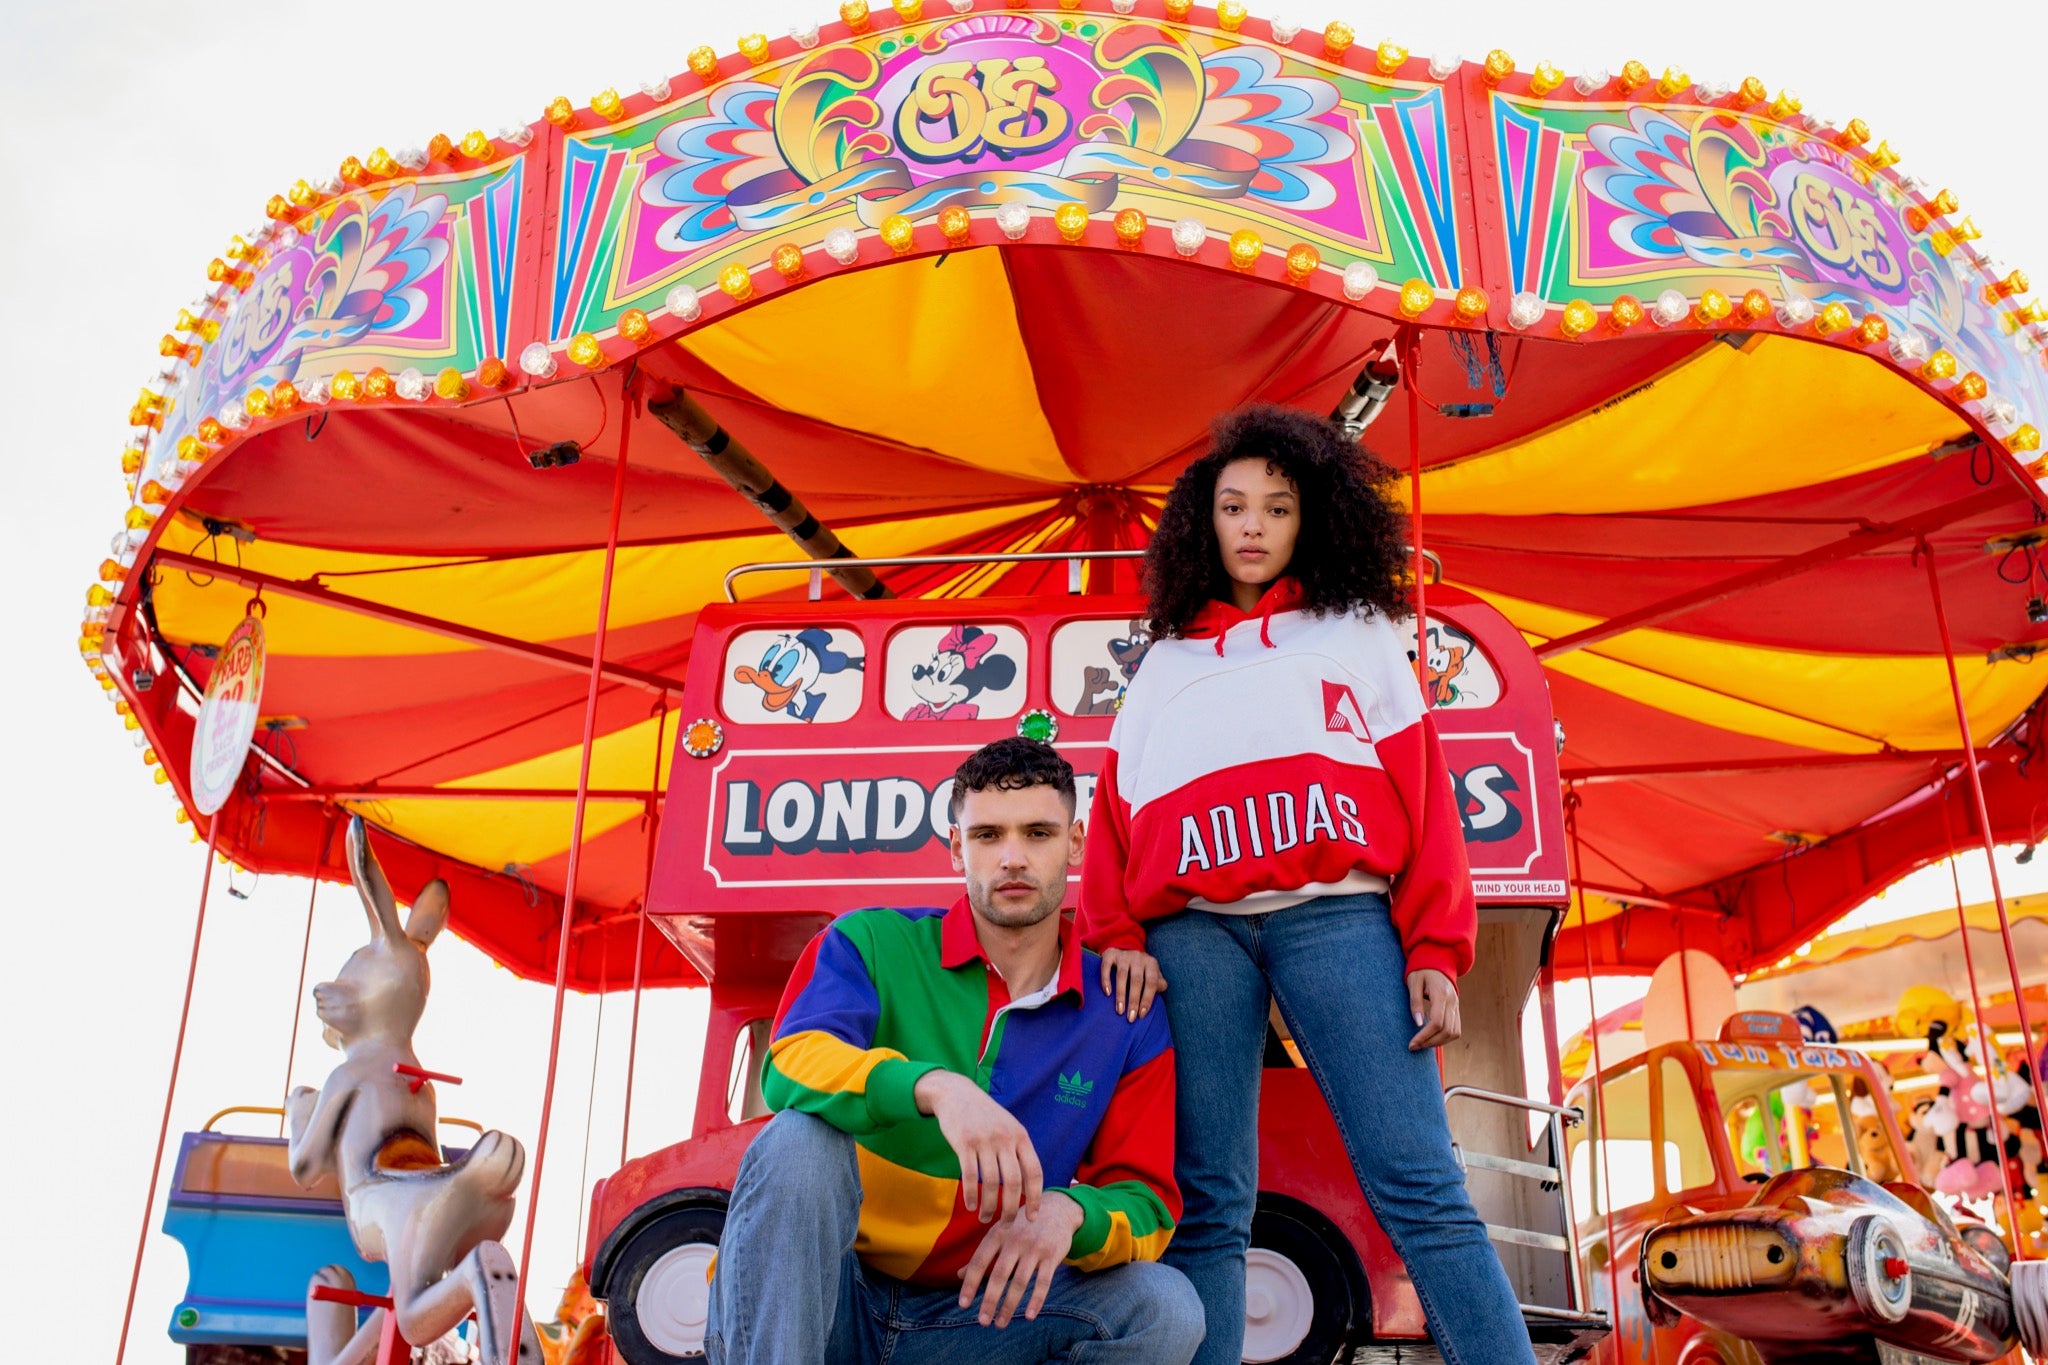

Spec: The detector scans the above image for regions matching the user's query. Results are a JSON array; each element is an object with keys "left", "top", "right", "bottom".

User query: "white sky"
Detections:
[{"left": 4, "top": 1, "right": 2045, "bottom": 1358}]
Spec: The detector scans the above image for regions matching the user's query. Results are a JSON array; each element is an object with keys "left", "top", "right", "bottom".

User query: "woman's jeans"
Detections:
[{"left": 1148, "top": 892, "right": 1536, "bottom": 1365}]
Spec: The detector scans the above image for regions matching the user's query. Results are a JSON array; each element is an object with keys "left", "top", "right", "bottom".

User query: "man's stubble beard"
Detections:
[{"left": 968, "top": 874, "right": 1063, "bottom": 929}]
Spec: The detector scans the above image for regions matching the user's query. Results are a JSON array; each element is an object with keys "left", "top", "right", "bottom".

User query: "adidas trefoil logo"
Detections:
[{"left": 1055, "top": 1070, "right": 1095, "bottom": 1107}]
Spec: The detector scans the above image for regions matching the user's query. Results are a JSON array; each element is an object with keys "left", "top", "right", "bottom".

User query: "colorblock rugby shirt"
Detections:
[
  {"left": 762, "top": 897, "right": 1179, "bottom": 1286},
  {"left": 1081, "top": 580, "right": 1478, "bottom": 980}
]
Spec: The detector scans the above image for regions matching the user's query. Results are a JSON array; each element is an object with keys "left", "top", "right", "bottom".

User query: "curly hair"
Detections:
[
  {"left": 1143, "top": 404, "right": 1411, "bottom": 637},
  {"left": 949, "top": 738, "right": 1076, "bottom": 822}
]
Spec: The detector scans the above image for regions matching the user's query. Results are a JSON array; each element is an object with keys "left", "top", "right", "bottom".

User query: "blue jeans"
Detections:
[
  {"left": 1149, "top": 893, "right": 1534, "bottom": 1365},
  {"left": 707, "top": 1110, "right": 1205, "bottom": 1364}
]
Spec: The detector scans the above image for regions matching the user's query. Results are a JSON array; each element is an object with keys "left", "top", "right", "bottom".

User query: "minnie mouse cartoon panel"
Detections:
[
  {"left": 722, "top": 627, "right": 866, "bottom": 724},
  {"left": 885, "top": 623, "right": 1027, "bottom": 722}
]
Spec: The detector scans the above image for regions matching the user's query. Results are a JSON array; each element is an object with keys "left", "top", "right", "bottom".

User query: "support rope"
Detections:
[
  {"left": 115, "top": 820, "right": 222, "bottom": 1364},
  {"left": 621, "top": 701, "right": 669, "bottom": 1167},
  {"left": 279, "top": 811, "right": 338, "bottom": 1136}
]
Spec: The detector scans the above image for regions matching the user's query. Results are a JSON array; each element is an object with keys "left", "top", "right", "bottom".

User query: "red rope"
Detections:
[
  {"left": 1938, "top": 785, "right": 2029, "bottom": 1254},
  {"left": 621, "top": 701, "right": 669, "bottom": 1167},
  {"left": 510, "top": 386, "right": 636, "bottom": 1355},
  {"left": 279, "top": 812, "right": 338, "bottom": 1137},
  {"left": 115, "top": 819, "right": 221, "bottom": 1364},
  {"left": 1921, "top": 538, "right": 2048, "bottom": 1151},
  {"left": 1565, "top": 797, "right": 1631, "bottom": 1347}
]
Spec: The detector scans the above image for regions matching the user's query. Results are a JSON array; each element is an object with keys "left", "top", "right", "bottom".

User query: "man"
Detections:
[{"left": 707, "top": 738, "right": 1201, "bottom": 1364}]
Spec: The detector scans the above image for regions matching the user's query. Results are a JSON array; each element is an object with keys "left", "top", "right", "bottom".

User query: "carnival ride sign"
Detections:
[{"left": 190, "top": 614, "right": 266, "bottom": 816}]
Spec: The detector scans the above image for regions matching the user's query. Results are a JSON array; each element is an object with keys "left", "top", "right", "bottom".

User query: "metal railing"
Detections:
[
  {"left": 723, "top": 546, "right": 1445, "bottom": 602},
  {"left": 1443, "top": 1085, "right": 1601, "bottom": 1325}
]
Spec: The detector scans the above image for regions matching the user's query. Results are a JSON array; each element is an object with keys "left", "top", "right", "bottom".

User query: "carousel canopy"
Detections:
[{"left": 89, "top": 3, "right": 2048, "bottom": 990}]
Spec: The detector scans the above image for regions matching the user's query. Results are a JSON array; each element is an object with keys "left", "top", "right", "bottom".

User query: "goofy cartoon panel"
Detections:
[
  {"left": 1050, "top": 618, "right": 1152, "bottom": 717},
  {"left": 722, "top": 627, "right": 865, "bottom": 724},
  {"left": 884, "top": 623, "right": 1027, "bottom": 721}
]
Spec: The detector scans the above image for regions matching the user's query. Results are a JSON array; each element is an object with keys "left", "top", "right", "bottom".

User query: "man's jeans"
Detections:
[
  {"left": 1149, "top": 892, "right": 1537, "bottom": 1365},
  {"left": 706, "top": 1110, "right": 1204, "bottom": 1365}
]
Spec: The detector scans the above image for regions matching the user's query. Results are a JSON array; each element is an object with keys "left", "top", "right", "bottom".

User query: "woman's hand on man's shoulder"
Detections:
[{"left": 1098, "top": 947, "right": 1167, "bottom": 1022}]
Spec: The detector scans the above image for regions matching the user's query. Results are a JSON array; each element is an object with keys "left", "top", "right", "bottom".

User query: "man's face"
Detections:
[{"left": 949, "top": 781, "right": 1084, "bottom": 930}]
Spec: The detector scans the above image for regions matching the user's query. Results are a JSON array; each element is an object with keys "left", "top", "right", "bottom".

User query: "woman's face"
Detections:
[{"left": 1212, "top": 456, "right": 1299, "bottom": 600}]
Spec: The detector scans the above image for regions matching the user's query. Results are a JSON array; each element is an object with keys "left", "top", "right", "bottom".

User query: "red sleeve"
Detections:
[
  {"left": 1065, "top": 1026, "right": 1180, "bottom": 1266},
  {"left": 1376, "top": 711, "right": 1477, "bottom": 980},
  {"left": 1079, "top": 746, "right": 1146, "bottom": 953}
]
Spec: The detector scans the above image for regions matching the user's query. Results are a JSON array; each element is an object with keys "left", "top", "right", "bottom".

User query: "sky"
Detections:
[{"left": 3, "top": 0, "right": 2046, "bottom": 1359}]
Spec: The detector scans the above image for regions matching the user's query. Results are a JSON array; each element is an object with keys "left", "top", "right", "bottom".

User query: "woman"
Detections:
[{"left": 1080, "top": 404, "right": 1534, "bottom": 1365}]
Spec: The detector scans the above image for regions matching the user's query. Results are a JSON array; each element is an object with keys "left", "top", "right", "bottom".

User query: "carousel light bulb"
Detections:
[
  {"left": 823, "top": 227, "right": 860, "bottom": 264},
  {"left": 362, "top": 367, "right": 395, "bottom": 400},
  {"left": 719, "top": 262, "right": 755, "bottom": 298},
  {"left": 365, "top": 148, "right": 400, "bottom": 178},
  {"left": 639, "top": 77, "right": 673, "bottom": 102},
  {"left": 434, "top": 368, "right": 470, "bottom": 401},
  {"left": 2009, "top": 425, "right": 2042, "bottom": 454},
  {"left": 1932, "top": 217, "right": 1981, "bottom": 256},
  {"left": 1775, "top": 294, "right": 1816, "bottom": 327},
  {"left": 1453, "top": 286, "right": 1490, "bottom": 321},
  {"left": 1738, "top": 288, "right": 1771, "bottom": 322},
  {"left": 176, "top": 435, "right": 205, "bottom": 462},
  {"left": 1693, "top": 289, "right": 1732, "bottom": 324},
  {"left": 893, "top": 0, "right": 922, "bottom": 19},
  {"left": 1617, "top": 61, "right": 1650, "bottom": 95},
  {"left": 1692, "top": 78, "right": 1731, "bottom": 102},
  {"left": 1814, "top": 301, "right": 1853, "bottom": 335},
  {"left": 1573, "top": 68, "right": 1610, "bottom": 95},
  {"left": 1163, "top": 0, "right": 1192, "bottom": 19},
  {"left": 738, "top": 33, "right": 771, "bottom": 65},
  {"left": 87, "top": 584, "right": 115, "bottom": 608},
  {"left": 1985, "top": 269, "right": 2030, "bottom": 302},
  {"left": 1906, "top": 189, "right": 1961, "bottom": 234},
  {"left": 244, "top": 386, "right": 274, "bottom": 419},
  {"left": 1430, "top": 53, "right": 1464, "bottom": 81},
  {"left": 1855, "top": 313, "right": 1889, "bottom": 345},
  {"left": 499, "top": 123, "right": 534, "bottom": 147},
  {"left": 1113, "top": 208, "right": 1147, "bottom": 247},
  {"left": 137, "top": 482, "right": 171, "bottom": 510},
  {"left": 1323, "top": 21, "right": 1354, "bottom": 59},
  {"left": 518, "top": 343, "right": 557, "bottom": 379},
  {"left": 1216, "top": 1, "right": 1247, "bottom": 32},
  {"left": 939, "top": 206, "right": 973, "bottom": 246},
  {"left": 1171, "top": 217, "right": 1206, "bottom": 256},
  {"left": 544, "top": 96, "right": 577, "bottom": 128},
  {"left": 1375, "top": 41, "right": 1408, "bottom": 75},
  {"left": 1985, "top": 397, "right": 2020, "bottom": 434},
  {"left": 1269, "top": 17, "right": 1300, "bottom": 43},
  {"left": 99, "top": 558, "right": 126, "bottom": 582},
  {"left": 1481, "top": 49, "right": 1514, "bottom": 85},
  {"left": 1655, "top": 66, "right": 1689, "bottom": 99},
  {"left": 124, "top": 507, "right": 157, "bottom": 531},
  {"left": 789, "top": 23, "right": 820, "bottom": 48},
  {"left": 950, "top": 0, "right": 976, "bottom": 12},
  {"left": 610, "top": 308, "right": 649, "bottom": 344},
  {"left": 1833, "top": 118, "right": 1871, "bottom": 149},
  {"left": 567, "top": 333, "right": 606, "bottom": 368},
  {"left": 841, "top": 1, "right": 872, "bottom": 33},
  {"left": 591, "top": 88, "right": 625, "bottom": 121},
  {"left": 1888, "top": 329, "right": 1930, "bottom": 365},
  {"left": 122, "top": 448, "right": 145, "bottom": 475},
  {"left": 1954, "top": 372, "right": 1988, "bottom": 402},
  {"left": 1054, "top": 202, "right": 1090, "bottom": 243},
  {"left": 771, "top": 243, "right": 806, "bottom": 280},
  {"left": 880, "top": 214, "right": 916, "bottom": 254},
  {"left": 1529, "top": 63, "right": 1565, "bottom": 96},
  {"left": 1651, "top": 288, "right": 1689, "bottom": 325},
  {"left": 1285, "top": 243, "right": 1321, "bottom": 282},
  {"left": 1921, "top": 350, "right": 1958, "bottom": 381},
  {"left": 1398, "top": 278, "right": 1434, "bottom": 317},
  {"left": 394, "top": 367, "right": 430, "bottom": 401},
  {"left": 265, "top": 194, "right": 298, "bottom": 223},
  {"left": 1767, "top": 90, "right": 1802, "bottom": 120},
  {"left": 270, "top": 380, "right": 300, "bottom": 413},
  {"left": 1508, "top": 291, "right": 1545, "bottom": 329},
  {"left": 394, "top": 145, "right": 430, "bottom": 171},
  {"left": 175, "top": 309, "right": 221, "bottom": 342},
  {"left": 475, "top": 358, "right": 511, "bottom": 390},
  {"left": 1228, "top": 229, "right": 1263, "bottom": 271},
  {"left": 218, "top": 403, "right": 250, "bottom": 430},
  {"left": 300, "top": 375, "right": 331, "bottom": 405},
  {"left": 288, "top": 178, "right": 318, "bottom": 207},
  {"left": 1867, "top": 140, "right": 1901, "bottom": 171},
  {"left": 687, "top": 48, "right": 719, "bottom": 81},
  {"left": 461, "top": 130, "right": 496, "bottom": 161},
  {"left": 996, "top": 202, "right": 1032, "bottom": 240},
  {"left": 666, "top": 284, "right": 702, "bottom": 321},
  {"left": 1342, "top": 262, "right": 1379, "bottom": 300}
]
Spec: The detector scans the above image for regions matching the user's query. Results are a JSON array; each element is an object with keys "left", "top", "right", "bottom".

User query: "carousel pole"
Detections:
[
  {"left": 116, "top": 818, "right": 222, "bottom": 1365},
  {"left": 1565, "top": 796, "right": 1628, "bottom": 1331},
  {"left": 1919, "top": 537, "right": 2048, "bottom": 1135},
  {"left": 620, "top": 701, "right": 669, "bottom": 1167},
  {"left": 278, "top": 810, "right": 339, "bottom": 1136},
  {"left": 509, "top": 379, "right": 637, "bottom": 1356},
  {"left": 1937, "top": 786, "right": 2031, "bottom": 1254},
  {"left": 1403, "top": 328, "right": 1427, "bottom": 669}
]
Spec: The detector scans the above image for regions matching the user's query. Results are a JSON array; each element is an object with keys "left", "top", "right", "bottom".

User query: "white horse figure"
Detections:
[{"left": 287, "top": 816, "right": 542, "bottom": 1365}]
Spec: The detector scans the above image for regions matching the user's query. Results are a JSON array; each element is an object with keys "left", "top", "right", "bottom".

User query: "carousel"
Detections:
[{"left": 84, "top": 3, "right": 2048, "bottom": 1362}]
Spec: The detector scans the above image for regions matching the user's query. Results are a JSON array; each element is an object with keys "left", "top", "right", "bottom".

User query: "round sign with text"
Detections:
[{"left": 190, "top": 614, "right": 266, "bottom": 815}]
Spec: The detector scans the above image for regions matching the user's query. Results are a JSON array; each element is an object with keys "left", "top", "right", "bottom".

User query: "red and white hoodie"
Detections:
[{"left": 1080, "top": 579, "right": 1477, "bottom": 980}]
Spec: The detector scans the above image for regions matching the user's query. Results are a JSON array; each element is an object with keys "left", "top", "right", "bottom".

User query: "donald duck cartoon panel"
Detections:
[{"left": 722, "top": 627, "right": 866, "bottom": 724}]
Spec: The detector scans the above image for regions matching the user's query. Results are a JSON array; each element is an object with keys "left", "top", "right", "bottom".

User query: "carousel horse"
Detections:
[{"left": 286, "top": 816, "right": 541, "bottom": 1365}]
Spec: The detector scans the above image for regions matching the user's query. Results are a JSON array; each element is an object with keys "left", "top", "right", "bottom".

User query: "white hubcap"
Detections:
[
  {"left": 637, "top": 1241, "right": 717, "bottom": 1357},
  {"left": 1241, "top": 1246, "right": 1315, "bottom": 1362}
]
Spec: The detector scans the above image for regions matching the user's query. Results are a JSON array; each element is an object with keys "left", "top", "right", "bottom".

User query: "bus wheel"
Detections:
[
  {"left": 609, "top": 1204, "right": 726, "bottom": 1365},
  {"left": 1244, "top": 1203, "right": 1354, "bottom": 1363}
]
